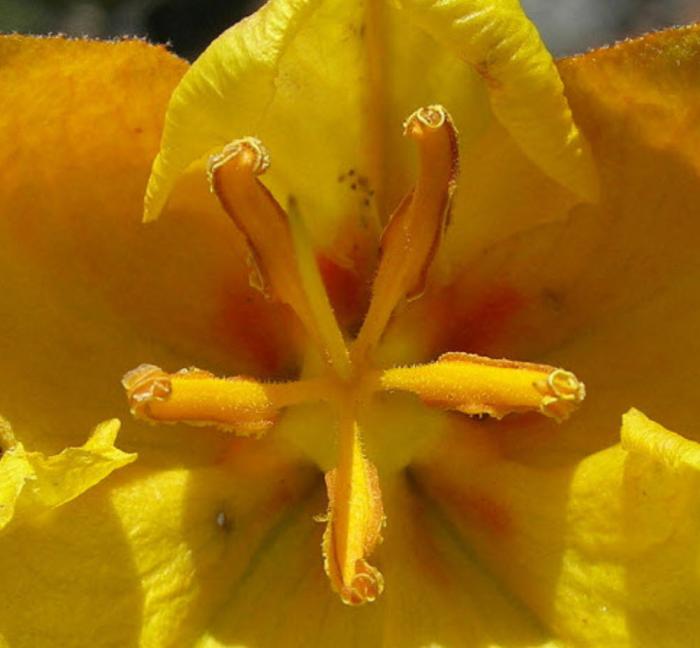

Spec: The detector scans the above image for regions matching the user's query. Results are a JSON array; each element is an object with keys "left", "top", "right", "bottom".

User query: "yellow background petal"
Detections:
[
  {"left": 399, "top": 0, "right": 597, "bottom": 201},
  {"left": 0, "top": 434, "right": 319, "bottom": 647},
  {"left": 391, "top": 25, "right": 700, "bottom": 458},
  {"left": 0, "top": 36, "right": 301, "bottom": 456},
  {"left": 0, "top": 418, "right": 135, "bottom": 531},
  {"left": 413, "top": 409, "right": 700, "bottom": 646}
]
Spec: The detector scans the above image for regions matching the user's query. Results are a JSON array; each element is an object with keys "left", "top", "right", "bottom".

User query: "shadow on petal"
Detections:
[{"left": 0, "top": 474, "right": 145, "bottom": 646}]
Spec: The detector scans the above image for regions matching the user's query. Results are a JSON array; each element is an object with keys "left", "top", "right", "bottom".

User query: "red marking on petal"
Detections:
[
  {"left": 429, "top": 283, "right": 527, "bottom": 356},
  {"left": 438, "top": 483, "right": 512, "bottom": 538},
  {"left": 215, "top": 290, "right": 300, "bottom": 377},
  {"left": 317, "top": 254, "right": 368, "bottom": 334}
]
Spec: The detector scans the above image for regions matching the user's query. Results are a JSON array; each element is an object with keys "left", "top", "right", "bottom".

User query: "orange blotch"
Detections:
[
  {"left": 428, "top": 283, "right": 527, "bottom": 356},
  {"left": 431, "top": 478, "right": 512, "bottom": 538},
  {"left": 259, "top": 473, "right": 317, "bottom": 518},
  {"left": 317, "top": 254, "right": 369, "bottom": 334},
  {"left": 215, "top": 289, "right": 301, "bottom": 378}
]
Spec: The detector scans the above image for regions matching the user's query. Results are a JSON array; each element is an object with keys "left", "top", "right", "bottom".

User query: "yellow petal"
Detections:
[
  {"left": 143, "top": 0, "right": 371, "bottom": 245},
  {"left": 0, "top": 35, "right": 300, "bottom": 455},
  {"left": 399, "top": 0, "right": 597, "bottom": 202},
  {"left": 0, "top": 434, "right": 319, "bottom": 646},
  {"left": 0, "top": 417, "right": 135, "bottom": 532},
  {"left": 390, "top": 26, "right": 700, "bottom": 456},
  {"left": 191, "top": 471, "right": 559, "bottom": 648},
  {"left": 413, "top": 409, "right": 700, "bottom": 645},
  {"left": 145, "top": 0, "right": 594, "bottom": 264},
  {"left": 0, "top": 455, "right": 558, "bottom": 647}
]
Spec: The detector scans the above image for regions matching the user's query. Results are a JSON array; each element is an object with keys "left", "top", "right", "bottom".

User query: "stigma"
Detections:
[{"left": 123, "top": 104, "right": 585, "bottom": 606}]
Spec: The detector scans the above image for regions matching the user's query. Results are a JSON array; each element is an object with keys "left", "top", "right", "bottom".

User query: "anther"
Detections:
[
  {"left": 122, "top": 364, "right": 172, "bottom": 419},
  {"left": 207, "top": 136, "right": 270, "bottom": 183},
  {"left": 379, "top": 352, "right": 585, "bottom": 422},
  {"left": 352, "top": 104, "right": 459, "bottom": 364},
  {"left": 122, "top": 363, "right": 335, "bottom": 435},
  {"left": 402, "top": 104, "right": 448, "bottom": 133},
  {"left": 208, "top": 137, "right": 350, "bottom": 378},
  {"left": 321, "top": 413, "right": 385, "bottom": 605}
]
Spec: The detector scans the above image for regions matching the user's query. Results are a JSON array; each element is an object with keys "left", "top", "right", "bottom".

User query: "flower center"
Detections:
[{"left": 122, "top": 105, "right": 584, "bottom": 606}]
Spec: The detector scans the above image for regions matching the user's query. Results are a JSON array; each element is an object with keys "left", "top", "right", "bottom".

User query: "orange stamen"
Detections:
[
  {"left": 352, "top": 105, "right": 459, "bottom": 364},
  {"left": 122, "top": 364, "right": 334, "bottom": 436},
  {"left": 127, "top": 103, "right": 588, "bottom": 609},
  {"left": 321, "top": 405, "right": 385, "bottom": 605},
  {"left": 209, "top": 138, "right": 350, "bottom": 378},
  {"left": 379, "top": 352, "right": 585, "bottom": 422}
]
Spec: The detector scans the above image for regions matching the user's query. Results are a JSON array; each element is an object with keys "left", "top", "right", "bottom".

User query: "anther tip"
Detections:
[
  {"left": 537, "top": 369, "right": 586, "bottom": 422},
  {"left": 122, "top": 364, "right": 172, "bottom": 416},
  {"left": 402, "top": 104, "right": 448, "bottom": 138},
  {"left": 341, "top": 560, "right": 385, "bottom": 606},
  {"left": 207, "top": 136, "right": 270, "bottom": 188}
]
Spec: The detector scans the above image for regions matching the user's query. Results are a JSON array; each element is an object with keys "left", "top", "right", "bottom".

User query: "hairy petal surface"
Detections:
[{"left": 0, "top": 434, "right": 320, "bottom": 647}]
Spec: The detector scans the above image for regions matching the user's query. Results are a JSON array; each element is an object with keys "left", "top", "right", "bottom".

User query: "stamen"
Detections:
[
  {"left": 208, "top": 138, "right": 350, "bottom": 378},
  {"left": 321, "top": 408, "right": 385, "bottom": 605},
  {"left": 378, "top": 352, "right": 585, "bottom": 422},
  {"left": 130, "top": 83, "right": 594, "bottom": 610},
  {"left": 122, "top": 363, "right": 333, "bottom": 436},
  {"left": 352, "top": 105, "right": 459, "bottom": 363}
]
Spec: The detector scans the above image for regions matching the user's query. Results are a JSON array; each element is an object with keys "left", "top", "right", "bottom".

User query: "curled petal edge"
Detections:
[{"left": 0, "top": 417, "right": 137, "bottom": 533}]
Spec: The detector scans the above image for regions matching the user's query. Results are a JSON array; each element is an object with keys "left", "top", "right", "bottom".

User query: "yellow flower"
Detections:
[{"left": 1, "top": 1, "right": 699, "bottom": 646}]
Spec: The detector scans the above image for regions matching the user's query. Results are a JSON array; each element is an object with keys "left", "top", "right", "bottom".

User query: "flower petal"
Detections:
[
  {"left": 399, "top": 0, "right": 597, "bottom": 202},
  {"left": 145, "top": 0, "right": 592, "bottom": 266},
  {"left": 0, "top": 417, "right": 135, "bottom": 532},
  {"left": 171, "top": 474, "right": 561, "bottom": 647},
  {"left": 390, "top": 26, "right": 700, "bottom": 454},
  {"left": 0, "top": 36, "right": 299, "bottom": 454},
  {"left": 0, "top": 434, "right": 319, "bottom": 646},
  {"left": 0, "top": 418, "right": 569, "bottom": 646},
  {"left": 412, "top": 409, "right": 700, "bottom": 646},
  {"left": 143, "top": 0, "right": 378, "bottom": 245}
]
